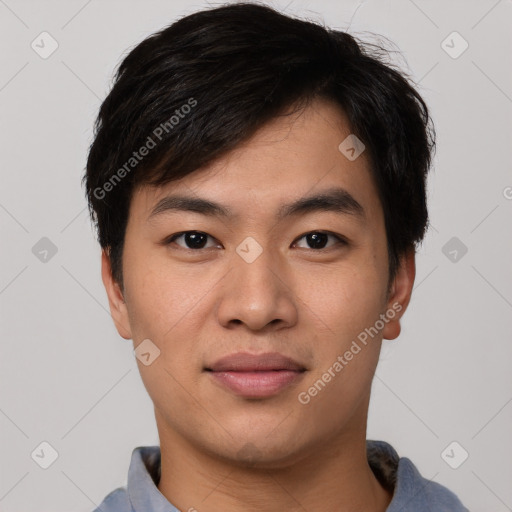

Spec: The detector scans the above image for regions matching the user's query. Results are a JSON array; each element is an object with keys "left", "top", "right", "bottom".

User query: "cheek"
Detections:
[
  {"left": 123, "top": 247, "right": 223, "bottom": 376},
  {"left": 295, "top": 266, "right": 385, "bottom": 430},
  {"left": 303, "top": 256, "right": 387, "bottom": 342},
  {"left": 124, "top": 246, "right": 194, "bottom": 336},
  {"left": 123, "top": 258, "right": 205, "bottom": 414}
]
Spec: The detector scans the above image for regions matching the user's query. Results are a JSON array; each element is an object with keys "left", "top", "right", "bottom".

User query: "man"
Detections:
[{"left": 84, "top": 2, "right": 468, "bottom": 510}]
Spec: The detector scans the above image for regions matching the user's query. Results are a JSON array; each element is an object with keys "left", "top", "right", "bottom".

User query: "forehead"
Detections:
[{"left": 131, "top": 98, "right": 382, "bottom": 226}]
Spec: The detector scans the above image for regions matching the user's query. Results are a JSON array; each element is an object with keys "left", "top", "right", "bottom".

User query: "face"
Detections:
[{"left": 102, "top": 97, "right": 415, "bottom": 468}]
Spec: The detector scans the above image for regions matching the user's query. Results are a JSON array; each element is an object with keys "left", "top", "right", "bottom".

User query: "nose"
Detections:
[{"left": 216, "top": 245, "right": 298, "bottom": 332}]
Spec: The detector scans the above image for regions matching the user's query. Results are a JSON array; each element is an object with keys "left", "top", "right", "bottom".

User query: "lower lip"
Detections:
[{"left": 208, "top": 370, "right": 305, "bottom": 398}]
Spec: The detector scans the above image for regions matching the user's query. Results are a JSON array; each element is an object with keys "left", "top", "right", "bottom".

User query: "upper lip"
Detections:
[{"left": 206, "top": 352, "right": 306, "bottom": 372}]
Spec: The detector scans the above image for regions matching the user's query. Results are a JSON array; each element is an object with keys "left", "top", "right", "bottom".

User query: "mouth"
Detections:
[{"left": 205, "top": 352, "right": 307, "bottom": 398}]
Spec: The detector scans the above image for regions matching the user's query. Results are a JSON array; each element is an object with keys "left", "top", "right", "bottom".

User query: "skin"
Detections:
[{"left": 102, "top": 97, "right": 416, "bottom": 512}]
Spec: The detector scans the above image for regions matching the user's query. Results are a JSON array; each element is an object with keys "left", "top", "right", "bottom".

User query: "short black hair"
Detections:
[{"left": 83, "top": 1, "right": 435, "bottom": 291}]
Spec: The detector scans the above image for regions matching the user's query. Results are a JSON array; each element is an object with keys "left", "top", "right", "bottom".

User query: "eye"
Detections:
[
  {"left": 164, "top": 231, "right": 219, "bottom": 250},
  {"left": 162, "top": 230, "right": 347, "bottom": 251},
  {"left": 293, "top": 231, "right": 347, "bottom": 250}
]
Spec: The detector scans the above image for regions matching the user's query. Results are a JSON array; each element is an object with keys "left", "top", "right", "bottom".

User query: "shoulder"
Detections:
[
  {"left": 92, "top": 486, "right": 132, "bottom": 512},
  {"left": 393, "top": 456, "right": 469, "bottom": 511},
  {"left": 91, "top": 445, "right": 162, "bottom": 512},
  {"left": 366, "top": 440, "right": 469, "bottom": 512}
]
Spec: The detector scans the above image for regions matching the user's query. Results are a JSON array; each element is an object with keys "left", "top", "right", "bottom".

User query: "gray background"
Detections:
[{"left": 1, "top": 0, "right": 511, "bottom": 510}]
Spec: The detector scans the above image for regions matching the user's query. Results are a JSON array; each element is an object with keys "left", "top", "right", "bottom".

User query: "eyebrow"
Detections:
[{"left": 147, "top": 186, "right": 365, "bottom": 223}]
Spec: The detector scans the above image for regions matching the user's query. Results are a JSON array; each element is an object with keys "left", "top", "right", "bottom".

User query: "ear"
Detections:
[
  {"left": 101, "top": 249, "right": 132, "bottom": 340},
  {"left": 382, "top": 247, "right": 416, "bottom": 341}
]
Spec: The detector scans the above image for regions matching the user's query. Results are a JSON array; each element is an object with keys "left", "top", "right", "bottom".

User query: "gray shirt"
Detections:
[{"left": 93, "top": 440, "right": 469, "bottom": 511}]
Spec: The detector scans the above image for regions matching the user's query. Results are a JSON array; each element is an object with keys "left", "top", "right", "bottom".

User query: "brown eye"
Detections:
[
  {"left": 165, "top": 231, "right": 217, "bottom": 250},
  {"left": 294, "top": 231, "right": 347, "bottom": 250}
]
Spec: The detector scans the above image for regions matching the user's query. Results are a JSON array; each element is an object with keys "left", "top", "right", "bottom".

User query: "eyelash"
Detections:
[{"left": 162, "top": 230, "right": 348, "bottom": 252}]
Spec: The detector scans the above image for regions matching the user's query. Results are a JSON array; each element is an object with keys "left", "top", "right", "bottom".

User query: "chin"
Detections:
[{"left": 205, "top": 430, "right": 313, "bottom": 470}]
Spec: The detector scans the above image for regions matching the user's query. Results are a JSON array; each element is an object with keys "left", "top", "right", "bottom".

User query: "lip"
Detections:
[
  {"left": 207, "top": 352, "right": 306, "bottom": 372},
  {"left": 205, "top": 352, "right": 307, "bottom": 398}
]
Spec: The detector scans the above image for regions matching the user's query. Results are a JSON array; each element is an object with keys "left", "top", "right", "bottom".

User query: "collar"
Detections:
[{"left": 124, "top": 440, "right": 466, "bottom": 511}]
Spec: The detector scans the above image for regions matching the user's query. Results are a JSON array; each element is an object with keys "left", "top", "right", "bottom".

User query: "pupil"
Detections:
[
  {"left": 307, "top": 232, "right": 327, "bottom": 249},
  {"left": 186, "top": 232, "right": 207, "bottom": 249}
]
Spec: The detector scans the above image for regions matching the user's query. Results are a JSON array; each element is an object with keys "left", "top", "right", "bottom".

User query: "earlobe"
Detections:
[
  {"left": 101, "top": 249, "right": 132, "bottom": 340},
  {"left": 382, "top": 248, "right": 416, "bottom": 341}
]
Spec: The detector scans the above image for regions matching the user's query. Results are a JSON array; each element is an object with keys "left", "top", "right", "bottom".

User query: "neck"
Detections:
[{"left": 156, "top": 420, "right": 392, "bottom": 512}]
